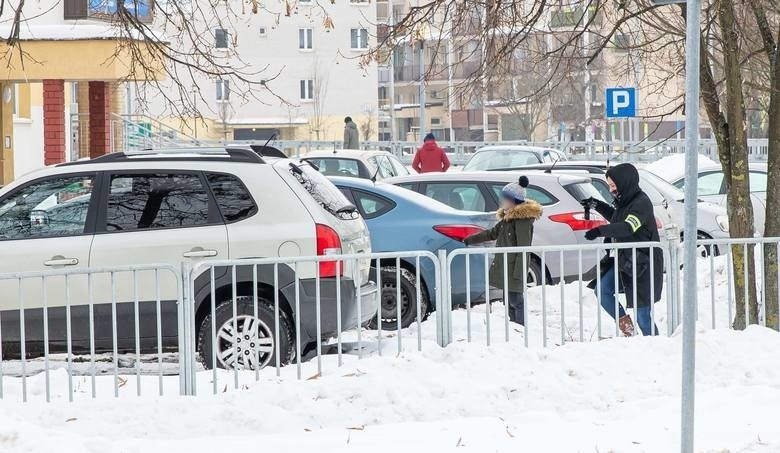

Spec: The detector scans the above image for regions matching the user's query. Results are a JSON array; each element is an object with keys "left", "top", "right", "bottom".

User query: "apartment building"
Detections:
[
  {"left": 148, "top": 0, "right": 379, "bottom": 143},
  {"left": 375, "top": 1, "right": 690, "bottom": 144}
]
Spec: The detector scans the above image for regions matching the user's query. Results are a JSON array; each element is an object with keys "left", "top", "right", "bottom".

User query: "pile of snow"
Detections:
[
  {"left": 644, "top": 153, "right": 720, "bottom": 182},
  {"left": 1, "top": 327, "right": 779, "bottom": 452},
  {"left": 0, "top": 255, "right": 777, "bottom": 452}
]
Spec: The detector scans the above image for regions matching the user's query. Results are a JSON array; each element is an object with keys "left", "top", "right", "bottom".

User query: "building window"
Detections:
[
  {"left": 300, "top": 80, "right": 314, "bottom": 100},
  {"left": 350, "top": 28, "right": 368, "bottom": 49},
  {"left": 215, "top": 28, "right": 229, "bottom": 48},
  {"left": 431, "top": 117, "right": 441, "bottom": 126},
  {"left": 216, "top": 80, "right": 230, "bottom": 101},
  {"left": 11, "top": 83, "right": 17, "bottom": 117},
  {"left": 299, "top": 28, "right": 313, "bottom": 50}
]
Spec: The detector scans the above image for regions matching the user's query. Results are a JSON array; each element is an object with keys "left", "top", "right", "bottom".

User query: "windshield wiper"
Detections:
[{"left": 337, "top": 204, "right": 358, "bottom": 214}]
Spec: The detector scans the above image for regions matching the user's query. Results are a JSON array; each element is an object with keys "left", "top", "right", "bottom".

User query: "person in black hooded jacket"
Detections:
[{"left": 582, "top": 163, "right": 664, "bottom": 336}]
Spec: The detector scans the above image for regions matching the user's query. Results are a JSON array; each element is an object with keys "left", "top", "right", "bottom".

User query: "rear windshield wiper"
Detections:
[{"left": 337, "top": 204, "right": 358, "bottom": 214}]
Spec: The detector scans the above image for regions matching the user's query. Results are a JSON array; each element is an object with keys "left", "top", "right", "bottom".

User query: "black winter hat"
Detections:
[{"left": 424, "top": 132, "right": 436, "bottom": 142}]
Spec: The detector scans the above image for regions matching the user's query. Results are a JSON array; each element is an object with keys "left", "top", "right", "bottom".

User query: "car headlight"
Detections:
[{"left": 716, "top": 215, "right": 729, "bottom": 232}]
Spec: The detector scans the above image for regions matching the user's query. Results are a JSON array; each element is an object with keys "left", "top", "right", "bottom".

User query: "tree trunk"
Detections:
[
  {"left": 696, "top": 1, "right": 758, "bottom": 329},
  {"left": 761, "top": 28, "right": 780, "bottom": 330},
  {"left": 718, "top": 0, "right": 759, "bottom": 329}
]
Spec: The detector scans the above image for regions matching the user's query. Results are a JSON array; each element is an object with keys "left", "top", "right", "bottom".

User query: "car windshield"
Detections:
[
  {"left": 463, "top": 149, "right": 541, "bottom": 171},
  {"left": 305, "top": 158, "right": 361, "bottom": 178},
  {"left": 640, "top": 170, "right": 685, "bottom": 202},
  {"left": 289, "top": 162, "right": 359, "bottom": 220}
]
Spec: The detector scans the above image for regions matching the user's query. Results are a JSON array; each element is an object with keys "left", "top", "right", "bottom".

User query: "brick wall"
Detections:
[{"left": 43, "top": 79, "right": 65, "bottom": 165}]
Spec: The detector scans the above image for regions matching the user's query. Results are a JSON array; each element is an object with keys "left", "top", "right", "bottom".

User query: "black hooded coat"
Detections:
[{"left": 591, "top": 163, "right": 664, "bottom": 308}]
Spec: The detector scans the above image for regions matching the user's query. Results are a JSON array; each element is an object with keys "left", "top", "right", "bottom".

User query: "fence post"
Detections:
[
  {"left": 663, "top": 225, "right": 682, "bottom": 333},
  {"left": 436, "top": 249, "right": 452, "bottom": 347},
  {"left": 179, "top": 261, "right": 195, "bottom": 396}
]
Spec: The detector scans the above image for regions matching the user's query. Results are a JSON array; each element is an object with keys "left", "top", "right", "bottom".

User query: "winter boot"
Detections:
[{"left": 618, "top": 315, "right": 636, "bottom": 337}]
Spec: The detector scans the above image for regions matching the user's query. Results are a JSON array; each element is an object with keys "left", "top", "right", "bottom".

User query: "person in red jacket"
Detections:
[{"left": 412, "top": 133, "right": 451, "bottom": 173}]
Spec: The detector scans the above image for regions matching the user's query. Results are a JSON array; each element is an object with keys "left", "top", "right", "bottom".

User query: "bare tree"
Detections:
[
  {"left": 372, "top": 0, "right": 779, "bottom": 328},
  {"left": 309, "top": 59, "right": 330, "bottom": 141},
  {"left": 359, "top": 104, "right": 377, "bottom": 141}
]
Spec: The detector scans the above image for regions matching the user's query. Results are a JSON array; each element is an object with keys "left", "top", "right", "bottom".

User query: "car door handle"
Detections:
[
  {"left": 44, "top": 257, "right": 79, "bottom": 267},
  {"left": 182, "top": 249, "right": 218, "bottom": 258}
]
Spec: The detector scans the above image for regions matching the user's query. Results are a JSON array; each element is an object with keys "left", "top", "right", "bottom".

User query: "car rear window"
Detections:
[
  {"left": 489, "top": 183, "right": 558, "bottom": 206},
  {"left": 289, "top": 162, "right": 359, "bottom": 220},
  {"left": 564, "top": 182, "right": 608, "bottom": 203},
  {"left": 206, "top": 173, "right": 258, "bottom": 223}
]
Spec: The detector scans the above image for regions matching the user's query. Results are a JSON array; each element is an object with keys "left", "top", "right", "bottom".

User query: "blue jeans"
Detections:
[
  {"left": 507, "top": 291, "right": 524, "bottom": 325},
  {"left": 599, "top": 267, "right": 658, "bottom": 336}
]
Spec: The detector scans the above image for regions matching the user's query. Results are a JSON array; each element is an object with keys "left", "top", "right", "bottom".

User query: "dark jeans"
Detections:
[
  {"left": 507, "top": 291, "right": 524, "bottom": 325},
  {"left": 599, "top": 267, "right": 658, "bottom": 336}
]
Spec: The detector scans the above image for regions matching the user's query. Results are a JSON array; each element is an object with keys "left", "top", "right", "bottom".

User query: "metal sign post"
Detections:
[
  {"left": 680, "top": 0, "right": 701, "bottom": 450},
  {"left": 645, "top": 0, "right": 703, "bottom": 450}
]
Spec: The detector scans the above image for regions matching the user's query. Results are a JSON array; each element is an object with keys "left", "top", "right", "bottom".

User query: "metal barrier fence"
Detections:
[
  {"left": 180, "top": 251, "right": 442, "bottom": 396},
  {"left": 0, "top": 264, "right": 182, "bottom": 402},
  {"left": 695, "top": 237, "right": 780, "bottom": 330},
  {"left": 443, "top": 242, "right": 672, "bottom": 348},
  {"left": 1, "top": 237, "right": 778, "bottom": 403}
]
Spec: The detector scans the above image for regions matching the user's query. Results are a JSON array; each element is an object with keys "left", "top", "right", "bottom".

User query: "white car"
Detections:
[
  {"left": 302, "top": 149, "right": 410, "bottom": 180},
  {"left": 462, "top": 145, "right": 567, "bottom": 171},
  {"left": 0, "top": 147, "right": 377, "bottom": 370},
  {"left": 669, "top": 163, "right": 767, "bottom": 236}
]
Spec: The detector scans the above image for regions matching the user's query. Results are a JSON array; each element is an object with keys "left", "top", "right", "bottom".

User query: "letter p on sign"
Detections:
[{"left": 605, "top": 87, "right": 637, "bottom": 118}]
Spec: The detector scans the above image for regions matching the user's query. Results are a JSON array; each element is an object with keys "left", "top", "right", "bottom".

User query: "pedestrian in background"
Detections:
[
  {"left": 582, "top": 163, "right": 664, "bottom": 336},
  {"left": 464, "top": 176, "right": 541, "bottom": 325},
  {"left": 412, "top": 133, "right": 450, "bottom": 173},
  {"left": 343, "top": 116, "right": 360, "bottom": 150}
]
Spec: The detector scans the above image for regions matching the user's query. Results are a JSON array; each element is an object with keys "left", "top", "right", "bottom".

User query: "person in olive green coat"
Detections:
[{"left": 464, "top": 175, "right": 542, "bottom": 325}]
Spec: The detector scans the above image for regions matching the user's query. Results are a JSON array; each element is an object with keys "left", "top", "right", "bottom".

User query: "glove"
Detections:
[
  {"left": 584, "top": 227, "right": 602, "bottom": 241},
  {"left": 580, "top": 197, "right": 599, "bottom": 210}
]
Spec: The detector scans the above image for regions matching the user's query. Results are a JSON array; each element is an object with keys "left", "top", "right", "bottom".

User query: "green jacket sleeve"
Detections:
[
  {"left": 465, "top": 222, "right": 500, "bottom": 244},
  {"left": 512, "top": 220, "right": 533, "bottom": 280}
]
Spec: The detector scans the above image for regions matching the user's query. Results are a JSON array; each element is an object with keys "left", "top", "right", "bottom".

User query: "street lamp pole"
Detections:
[{"left": 418, "top": 39, "right": 426, "bottom": 141}]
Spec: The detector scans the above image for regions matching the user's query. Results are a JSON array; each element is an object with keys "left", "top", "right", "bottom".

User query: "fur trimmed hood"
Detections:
[{"left": 497, "top": 200, "right": 543, "bottom": 221}]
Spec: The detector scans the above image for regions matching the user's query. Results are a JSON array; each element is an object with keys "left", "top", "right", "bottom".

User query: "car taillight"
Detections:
[
  {"left": 433, "top": 225, "right": 486, "bottom": 242},
  {"left": 316, "top": 223, "right": 343, "bottom": 277},
  {"left": 549, "top": 212, "right": 608, "bottom": 231},
  {"left": 655, "top": 216, "right": 663, "bottom": 229}
]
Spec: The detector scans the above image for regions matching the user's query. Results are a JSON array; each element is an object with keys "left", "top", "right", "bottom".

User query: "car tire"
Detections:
[
  {"left": 681, "top": 231, "right": 719, "bottom": 258},
  {"left": 526, "top": 258, "right": 545, "bottom": 287},
  {"left": 197, "top": 296, "right": 293, "bottom": 370},
  {"left": 368, "top": 267, "right": 429, "bottom": 329}
]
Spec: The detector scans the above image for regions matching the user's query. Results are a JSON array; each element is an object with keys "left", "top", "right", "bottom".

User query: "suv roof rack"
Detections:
[{"left": 57, "top": 146, "right": 267, "bottom": 167}]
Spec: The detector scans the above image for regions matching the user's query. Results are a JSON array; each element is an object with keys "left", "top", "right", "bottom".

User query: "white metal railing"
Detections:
[
  {"left": 1, "top": 236, "right": 778, "bottom": 402},
  {"left": 70, "top": 113, "right": 772, "bottom": 164}
]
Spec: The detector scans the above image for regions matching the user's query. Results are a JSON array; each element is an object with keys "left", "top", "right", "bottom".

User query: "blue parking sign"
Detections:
[{"left": 605, "top": 87, "right": 637, "bottom": 118}]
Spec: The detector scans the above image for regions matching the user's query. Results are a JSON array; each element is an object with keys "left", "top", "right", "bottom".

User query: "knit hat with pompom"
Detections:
[{"left": 501, "top": 175, "right": 529, "bottom": 203}]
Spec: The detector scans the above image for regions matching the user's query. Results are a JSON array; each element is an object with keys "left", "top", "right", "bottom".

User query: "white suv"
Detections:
[{"left": 0, "top": 148, "right": 376, "bottom": 369}]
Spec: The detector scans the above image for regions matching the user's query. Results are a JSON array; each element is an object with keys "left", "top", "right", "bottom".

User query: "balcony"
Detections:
[
  {"left": 453, "top": 60, "right": 481, "bottom": 80},
  {"left": 394, "top": 64, "right": 448, "bottom": 82}
]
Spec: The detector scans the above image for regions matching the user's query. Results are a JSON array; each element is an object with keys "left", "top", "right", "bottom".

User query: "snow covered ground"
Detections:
[{"left": 0, "top": 256, "right": 777, "bottom": 452}]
